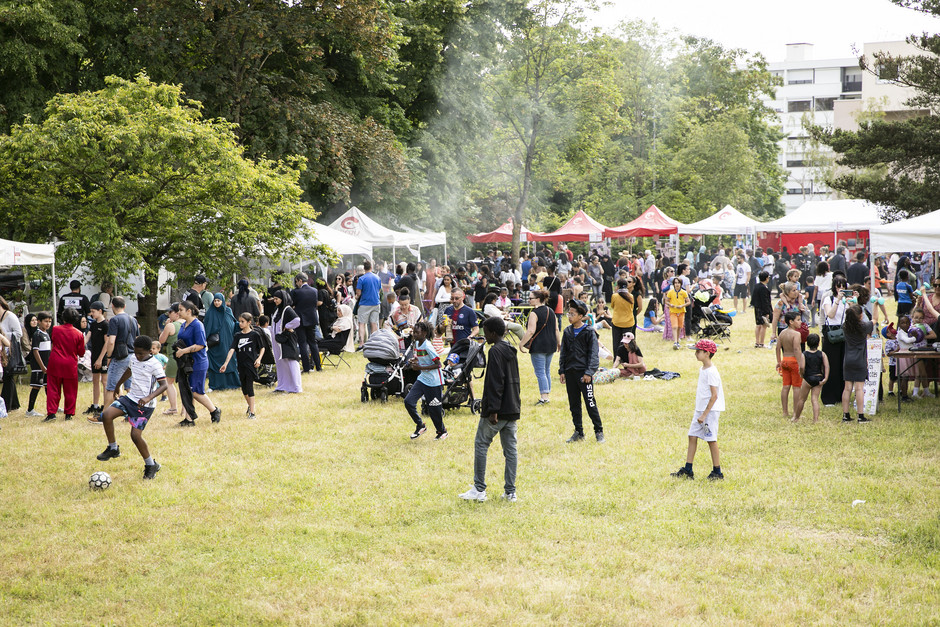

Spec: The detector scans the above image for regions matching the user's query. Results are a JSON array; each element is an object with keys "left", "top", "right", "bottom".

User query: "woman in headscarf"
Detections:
[
  {"left": 0, "top": 296, "right": 23, "bottom": 412},
  {"left": 230, "top": 278, "right": 261, "bottom": 321},
  {"left": 271, "top": 289, "right": 302, "bottom": 393},
  {"left": 205, "top": 292, "right": 240, "bottom": 391}
]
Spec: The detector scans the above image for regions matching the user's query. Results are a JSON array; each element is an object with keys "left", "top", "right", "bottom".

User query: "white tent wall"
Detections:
[
  {"left": 0, "top": 238, "right": 57, "bottom": 320},
  {"left": 870, "top": 209, "right": 940, "bottom": 254},
  {"left": 62, "top": 263, "right": 174, "bottom": 319}
]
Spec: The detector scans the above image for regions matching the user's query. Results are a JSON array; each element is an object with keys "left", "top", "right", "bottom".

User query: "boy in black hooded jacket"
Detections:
[{"left": 559, "top": 299, "right": 604, "bottom": 443}]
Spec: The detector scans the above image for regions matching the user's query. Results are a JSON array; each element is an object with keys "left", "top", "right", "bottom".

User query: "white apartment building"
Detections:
[
  {"left": 765, "top": 41, "right": 926, "bottom": 213},
  {"left": 765, "top": 43, "right": 862, "bottom": 213}
]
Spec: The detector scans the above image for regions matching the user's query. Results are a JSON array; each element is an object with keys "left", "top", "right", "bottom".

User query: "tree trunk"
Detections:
[
  {"left": 512, "top": 119, "right": 539, "bottom": 265},
  {"left": 137, "top": 269, "right": 161, "bottom": 339}
]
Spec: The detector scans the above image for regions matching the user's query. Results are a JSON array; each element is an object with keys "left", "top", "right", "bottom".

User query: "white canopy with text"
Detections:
[
  {"left": 870, "top": 209, "right": 940, "bottom": 253},
  {"left": 680, "top": 205, "right": 763, "bottom": 235}
]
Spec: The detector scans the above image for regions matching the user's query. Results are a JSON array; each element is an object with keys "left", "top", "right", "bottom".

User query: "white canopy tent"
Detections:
[
  {"left": 761, "top": 199, "right": 884, "bottom": 233},
  {"left": 679, "top": 205, "right": 763, "bottom": 235},
  {"left": 329, "top": 206, "right": 447, "bottom": 264},
  {"left": 0, "top": 237, "right": 58, "bottom": 321},
  {"left": 870, "top": 209, "right": 940, "bottom": 253},
  {"left": 304, "top": 219, "right": 373, "bottom": 258}
]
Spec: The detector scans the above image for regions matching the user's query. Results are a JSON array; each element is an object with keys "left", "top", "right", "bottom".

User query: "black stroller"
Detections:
[
  {"left": 689, "top": 285, "right": 733, "bottom": 342},
  {"left": 423, "top": 337, "right": 487, "bottom": 415},
  {"left": 360, "top": 330, "right": 415, "bottom": 403}
]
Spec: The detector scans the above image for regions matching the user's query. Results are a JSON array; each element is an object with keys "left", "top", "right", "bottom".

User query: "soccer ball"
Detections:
[{"left": 89, "top": 471, "right": 111, "bottom": 491}]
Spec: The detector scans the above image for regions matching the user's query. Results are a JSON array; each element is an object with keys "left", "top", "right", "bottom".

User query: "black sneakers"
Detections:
[
  {"left": 179, "top": 418, "right": 196, "bottom": 427},
  {"left": 83, "top": 404, "right": 98, "bottom": 415},
  {"left": 707, "top": 470, "right": 724, "bottom": 481},
  {"left": 43, "top": 414, "right": 56, "bottom": 423},
  {"left": 210, "top": 408, "right": 222, "bottom": 423},
  {"left": 858, "top": 416, "right": 871, "bottom": 424},
  {"left": 97, "top": 446, "right": 120, "bottom": 461},
  {"left": 64, "top": 414, "right": 73, "bottom": 421},
  {"left": 566, "top": 431, "right": 585, "bottom": 443},
  {"left": 411, "top": 424, "right": 427, "bottom": 439},
  {"left": 143, "top": 462, "right": 161, "bottom": 480},
  {"left": 671, "top": 467, "right": 694, "bottom": 479},
  {"left": 595, "top": 431, "right": 606, "bottom": 443}
]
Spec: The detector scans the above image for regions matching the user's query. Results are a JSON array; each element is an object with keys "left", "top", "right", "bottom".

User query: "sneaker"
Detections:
[
  {"left": 535, "top": 399, "right": 549, "bottom": 406},
  {"left": 82, "top": 404, "right": 97, "bottom": 415},
  {"left": 707, "top": 470, "right": 724, "bottom": 481},
  {"left": 435, "top": 431, "right": 449, "bottom": 441},
  {"left": 458, "top": 486, "right": 487, "bottom": 502},
  {"left": 143, "top": 461, "right": 161, "bottom": 480},
  {"left": 671, "top": 467, "right": 694, "bottom": 479},
  {"left": 595, "top": 431, "right": 605, "bottom": 443},
  {"left": 247, "top": 412, "right": 256, "bottom": 420},
  {"left": 97, "top": 446, "right": 120, "bottom": 461},
  {"left": 159, "top": 395, "right": 167, "bottom": 402},
  {"left": 179, "top": 419, "right": 196, "bottom": 427},
  {"left": 900, "top": 395, "right": 914, "bottom": 403},
  {"left": 42, "top": 414, "right": 56, "bottom": 422},
  {"left": 842, "top": 415, "right": 854, "bottom": 422},
  {"left": 858, "top": 416, "right": 871, "bottom": 423},
  {"left": 210, "top": 408, "right": 222, "bottom": 423},
  {"left": 673, "top": 342, "right": 680, "bottom": 350},
  {"left": 501, "top": 492, "right": 517, "bottom": 503},
  {"left": 64, "top": 414, "right": 73, "bottom": 421},
  {"left": 887, "top": 391, "right": 896, "bottom": 397},
  {"left": 87, "top": 414, "right": 103, "bottom": 424},
  {"left": 25, "top": 409, "right": 42, "bottom": 417},
  {"left": 923, "top": 389, "right": 936, "bottom": 398},
  {"left": 566, "top": 431, "right": 585, "bottom": 443},
  {"left": 410, "top": 424, "right": 427, "bottom": 439}
]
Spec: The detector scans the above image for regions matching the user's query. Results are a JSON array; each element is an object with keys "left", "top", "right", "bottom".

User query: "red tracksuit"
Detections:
[{"left": 46, "top": 324, "right": 86, "bottom": 416}]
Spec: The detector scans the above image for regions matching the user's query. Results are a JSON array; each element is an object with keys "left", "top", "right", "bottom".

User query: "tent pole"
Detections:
[{"left": 51, "top": 261, "right": 57, "bottom": 323}]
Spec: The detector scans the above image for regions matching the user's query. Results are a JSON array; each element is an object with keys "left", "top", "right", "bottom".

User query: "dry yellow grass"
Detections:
[{"left": 0, "top": 305, "right": 938, "bottom": 625}]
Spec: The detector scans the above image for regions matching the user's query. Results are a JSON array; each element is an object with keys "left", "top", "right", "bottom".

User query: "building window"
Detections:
[
  {"left": 788, "top": 100, "right": 812, "bottom": 113},
  {"left": 788, "top": 69, "right": 814, "bottom": 85},
  {"left": 815, "top": 97, "right": 835, "bottom": 111},
  {"left": 786, "top": 187, "right": 811, "bottom": 196},
  {"left": 876, "top": 62, "right": 900, "bottom": 84},
  {"left": 842, "top": 67, "right": 862, "bottom": 92},
  {"left": 786, "top": 160, "right": 806, "bottom": 168}
]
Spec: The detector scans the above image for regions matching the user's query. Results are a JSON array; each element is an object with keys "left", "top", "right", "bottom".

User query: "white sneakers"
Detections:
[{"left": 458, "top": 487, "right": 487, "bottom": 502}]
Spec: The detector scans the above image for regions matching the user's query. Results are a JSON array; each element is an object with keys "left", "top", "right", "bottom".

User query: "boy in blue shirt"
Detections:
[
  {"left": 404, "top": 321, "right": 448, "bottom": 440},
  {"left": 895, "top": 270, "right": 913, "bottom": 318}
]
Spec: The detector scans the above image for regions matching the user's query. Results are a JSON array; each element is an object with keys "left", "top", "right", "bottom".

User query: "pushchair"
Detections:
[
  {"left": 423, "top": 337, "right": 487, "bottom": 415},
  {"left": 689, "top": 285, "right": 732, "bottom": 342},
  {"left": 360, "top": 329, "right": 414, "bottom": 403}
]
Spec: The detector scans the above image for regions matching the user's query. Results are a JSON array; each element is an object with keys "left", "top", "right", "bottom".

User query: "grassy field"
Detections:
[{"left": 1, "top": 306, "right": 938, "bottom": 625}]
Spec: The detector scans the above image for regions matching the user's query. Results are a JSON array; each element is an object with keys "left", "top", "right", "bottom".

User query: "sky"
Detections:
[{"left": 594, "top": 0, "right": 940, "bottom": 61}]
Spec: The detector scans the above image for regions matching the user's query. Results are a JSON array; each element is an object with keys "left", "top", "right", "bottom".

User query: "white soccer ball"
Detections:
[{"left": 89, "top": 471, "right": 112, "bottom": 491}]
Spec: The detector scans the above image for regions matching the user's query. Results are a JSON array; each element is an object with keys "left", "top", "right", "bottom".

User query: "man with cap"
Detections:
[
  {"left": 185, "top": 275, "right": 209, "bottom": 320},
  {"left": 671, "top": 339, "right": 724, "bottom": 481},
  {"left": 58, "top": 280, "right": 90, "bottom": 324}
]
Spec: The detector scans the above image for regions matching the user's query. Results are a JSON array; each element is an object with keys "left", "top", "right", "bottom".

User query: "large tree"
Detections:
[
  {"left": 810, "top": 0, "right": 940, "bottom": 220},
  {"left": 0, "top": 75, "right": 320, "bottom": 335}
]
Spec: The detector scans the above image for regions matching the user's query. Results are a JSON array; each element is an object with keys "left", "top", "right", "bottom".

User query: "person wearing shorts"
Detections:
[
  {"left": 221, "top": 312, "right": 265, "bottom": 420},
  {"left": 671, "top": 339, "right": 725, "bottom": 481},
  {"left": 355, "top": 260, "right": 382, "bottom": 347},
  {"left": 86, "top": 301, "right": 110, "bottom": 415},
  {"left": 101, "top": 297, "right": 138, "bottom": 413},
  {"left": 775, "top": 312, "right": 804, "bottom": 420},
  {"left": 95, "top": 335, "right": 168, "bottom": 480}
]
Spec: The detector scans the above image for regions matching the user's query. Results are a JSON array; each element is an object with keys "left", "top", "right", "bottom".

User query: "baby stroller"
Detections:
[
  {"left": 424, "top": 337, "right": 487, "bottom": 415},
  {"left": 360, "top": 329, "right": 413, "bottom": 403},
  {"left": 689, "top": 285, "right": 732, "bottom": 342}
]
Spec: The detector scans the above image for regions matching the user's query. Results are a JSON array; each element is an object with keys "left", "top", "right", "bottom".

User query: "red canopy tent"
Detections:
[
  {"left": 467, "top": 221, "right": 542, "bottom": 243},
  {"left": 604, "top": 205, "right": 683, "bottom": 238},
  {"left": 533, "top": 210, "right": 609, "bottom": 242}
]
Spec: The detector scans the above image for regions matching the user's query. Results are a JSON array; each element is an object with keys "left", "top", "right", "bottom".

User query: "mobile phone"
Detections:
[{"left": 841, "top": 289, "right": 853, "bottom": 297}]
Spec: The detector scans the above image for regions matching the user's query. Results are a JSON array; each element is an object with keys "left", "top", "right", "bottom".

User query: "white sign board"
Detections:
[
  {"left": 519, "top": 232, "right": 527, "bottom": 243},
  {"left": 863, "top": 337, "right": 883, "bottom": 415},
  {"left": 589, "top": 232, "right": 602, "bottom": 243}
]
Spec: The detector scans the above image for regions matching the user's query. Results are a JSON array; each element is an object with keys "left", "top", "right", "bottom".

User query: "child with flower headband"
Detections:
[{"left": 671, "top": 339, "right": 724, "bottom": 480}]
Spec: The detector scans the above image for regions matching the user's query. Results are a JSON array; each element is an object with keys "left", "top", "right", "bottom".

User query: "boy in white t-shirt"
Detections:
[
  {"left": 94, "top": 335, "right": 168, "bottom": 480},
  {"left": 671, "top": 339, "right": 725, "bottom": 480}
]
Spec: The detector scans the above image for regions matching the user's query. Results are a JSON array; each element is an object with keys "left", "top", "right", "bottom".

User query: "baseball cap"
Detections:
[
  {"left": 621, "top": 332, "right": 635, "bottom": 344},
  {"left": 89, "top": 301, "right": 104, "bottom": 311},
  {"left": 694, "top": 339, "right": 718, "bottom": 354}
]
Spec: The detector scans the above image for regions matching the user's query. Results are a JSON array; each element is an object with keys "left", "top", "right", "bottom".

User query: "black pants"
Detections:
[
  {"left": 2, "top": 374, "right": 20, "bottom": 411},
  {"left": 177, "top": 371, "right": 198, "bottom": 421},
  {"left": 610, "top": 324, "right": 636, "bottom": 349},
  {"left": 297, "top": 324, "right": 322, "bottom": 372},
  {"left": 565, "top": 370, "right": 602, "bottom": 434}
]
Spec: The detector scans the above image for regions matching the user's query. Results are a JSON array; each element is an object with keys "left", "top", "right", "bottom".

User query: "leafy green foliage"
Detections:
[{"left": 0, "top": 75, "right": 321, "bottom": 333}]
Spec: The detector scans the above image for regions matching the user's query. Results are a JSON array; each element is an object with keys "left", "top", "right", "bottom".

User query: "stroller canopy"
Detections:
[{"left": 362, "top": 329, "right": 401, "bottom": 363}]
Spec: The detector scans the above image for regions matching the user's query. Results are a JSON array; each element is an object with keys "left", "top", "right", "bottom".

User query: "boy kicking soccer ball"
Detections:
[
  {"left": 95, "top": 335, "right": 168, "bottom": 480},
  {"left": 671, "top": 338, "right": 725, "bottom": 481}
]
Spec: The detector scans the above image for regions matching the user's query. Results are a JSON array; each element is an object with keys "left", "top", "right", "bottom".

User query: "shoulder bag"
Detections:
[
  {"left": 823, "top": 299, "right": 845, "bottom": 344},
  {"left": 523, "top": 306, "right": 550, "bottom": 352}
]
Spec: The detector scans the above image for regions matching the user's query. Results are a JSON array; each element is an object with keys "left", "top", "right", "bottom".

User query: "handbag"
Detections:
[
  {"left": 799, "top": 321, "right": 810, "bottom": 343},
  {"left": 206, "top": 333, "right": 220, "bottom": 348},
  {"left": 824, "top": 325, "right": 844, "bottom": 344},
  {"left": 8, "top": 339, "right": 28, "bottom": 375},
  {"left": 523, "top": 306, "right": 550, "bottom": 351}
]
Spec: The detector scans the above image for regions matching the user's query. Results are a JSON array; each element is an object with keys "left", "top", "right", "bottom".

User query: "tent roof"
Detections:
[
  {"left": 606, "top": 205, "right": 683, "bottom": 238},
  {"left": 870, "top": 209, "right": 940, "bottom": 253},
  {"left": 467, "top": 222, "right": 542, "bottom": 243},
  {"left": 0, "top": 237, "right": 56, "bottom": 266},
  {"left": 329, "top": 206, "right": 446, "bottom": 248},
  {"left": 534, "top": 210, "right": 609, "bottom": 242},
  {"left": 679, "top": 205, "right": 762, "bottom": 235},
  {"left": 305, "top": 220, "right": 372, "bottom": 258},
  {"left": 760, "top": 199, "right": 885, "bottom": 233}
]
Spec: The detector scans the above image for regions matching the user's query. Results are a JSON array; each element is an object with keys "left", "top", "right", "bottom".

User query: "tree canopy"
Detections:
[{"left": 0, "top": 74, "right": 319, "bottom": 333}]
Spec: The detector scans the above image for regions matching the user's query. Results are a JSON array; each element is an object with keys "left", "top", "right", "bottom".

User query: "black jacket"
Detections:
[
  {"left": 481, "top": 341, "right": 521, "bottom": 420},
  {"left": 846, "top": 262, "right": 869, "bottom": 286},
  {"left": 751, "top": 282, "right": 773, "bottom": 317},
  {"left": 558, "top": 324, "right": 599, "bottom": 376},
  {"left": 290, "top": 284, "right": 320, "bottom": 327}
]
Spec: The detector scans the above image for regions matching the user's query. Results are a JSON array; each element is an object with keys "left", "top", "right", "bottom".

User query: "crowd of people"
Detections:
[{"left": 0, "top": 241, "right": 935, "bottom": 489}]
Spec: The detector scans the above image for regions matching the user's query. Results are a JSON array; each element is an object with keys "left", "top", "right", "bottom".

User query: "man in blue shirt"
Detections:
[
  {"left": 444, "top": 289, "right": 479, "bottom": 343},
  {"left": 520, "top": 251, "right": 532, "bottom": 283},
  {"left": 356, "top": 260, "right": 382, "bottom": 347}
]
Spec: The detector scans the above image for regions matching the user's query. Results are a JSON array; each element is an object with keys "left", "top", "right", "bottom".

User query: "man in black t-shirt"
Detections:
[
  {"left": 85, "top": 301, "right": 111, "bottom": 415},
  {"left": 57, "top": 280, "right": 90, "bottom": 324}
]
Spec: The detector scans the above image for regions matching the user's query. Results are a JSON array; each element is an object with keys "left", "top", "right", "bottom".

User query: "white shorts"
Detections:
[{"left": 688, "top": 410, "right": 720, "bottom": 442}]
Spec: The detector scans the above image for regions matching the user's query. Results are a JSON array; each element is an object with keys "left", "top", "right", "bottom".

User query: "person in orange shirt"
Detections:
[{"left": 664, "top": 277, "right": 691, "bottom": 350}]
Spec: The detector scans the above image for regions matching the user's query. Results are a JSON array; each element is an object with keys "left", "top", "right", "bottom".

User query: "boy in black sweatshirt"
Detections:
[
  {"left": 559, "top": 299, "right": 603, "bottom": 443},
  {"left": 459, "top": 317, "right": 521, "bottom": 503},
  {"left": 750, "top": 270, "right": 773, "bottom": 348}
]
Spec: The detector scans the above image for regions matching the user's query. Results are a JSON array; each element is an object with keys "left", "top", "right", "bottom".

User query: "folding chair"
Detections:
[{"left": 320, "top": 330, "right": 352, "bottom": 368}]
